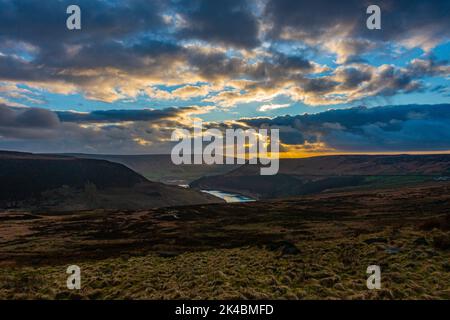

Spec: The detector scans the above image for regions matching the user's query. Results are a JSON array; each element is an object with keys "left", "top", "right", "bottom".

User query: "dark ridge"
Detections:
[{"left": 0, "top": 151, "right": 146, "bottom": 202}]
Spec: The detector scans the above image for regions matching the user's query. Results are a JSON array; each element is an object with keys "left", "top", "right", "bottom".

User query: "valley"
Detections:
[
  {"left": 63, "top": 153, "right": 239, "bottom": 185},
  {"left": 1, "top": 151, "right": 449, "bottom": 299}
]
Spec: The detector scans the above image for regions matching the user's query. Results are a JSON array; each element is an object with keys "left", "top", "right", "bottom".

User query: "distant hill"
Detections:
[
  {"left": 190, "top": 154, "right": 450, "bottom": 199},
  {"left": 222, "top": 154, "right": 450, "bottom": 176},
  {"left": 60, "top": 153, "right": 240, "bottom": 185},
  {"left": 0, "top": 151, "right": 222, "bottom": 211}
]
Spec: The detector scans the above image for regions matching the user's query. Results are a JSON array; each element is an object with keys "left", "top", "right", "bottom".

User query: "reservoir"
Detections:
[
  {"left": 200, "top": 190, "right": 255, "bottom": 203},
  {"left": 178, "top": 184, "right": 255, "bottom": 203}
]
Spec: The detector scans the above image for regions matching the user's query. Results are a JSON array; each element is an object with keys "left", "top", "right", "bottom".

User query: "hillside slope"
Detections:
[
  {"left": 0, "top": 151, "right": 222, "bottom": 211},
  {"left": 191, "top": 154, "right": 450, "bottom": 199},
  {"left": 229, "top": 154, "right": 450, "bottom": 176}
]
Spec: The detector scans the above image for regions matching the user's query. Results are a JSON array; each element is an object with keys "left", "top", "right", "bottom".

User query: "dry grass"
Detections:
[
  {"left": 1, "top": 183, "right": 450, "bottom": 300},
  {"left": 1, "top": 227, "right": 449, "bottom": 300}
]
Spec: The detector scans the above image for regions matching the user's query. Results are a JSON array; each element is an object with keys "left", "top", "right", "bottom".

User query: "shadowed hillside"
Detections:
[
  {"left": 191, "top": 154, "right": 450, "bottom": 199},
  {"left": 0, "top": 151, "right": 222, "bottom": 210}
]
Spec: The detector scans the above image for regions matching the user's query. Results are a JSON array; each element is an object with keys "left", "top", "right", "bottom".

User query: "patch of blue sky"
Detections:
[
  {"left": 432, "top": 40, "right": 450, "bottom": 61},
  {"left": 361, "top": 45, "right": 423, "bottom": 67},
  {"left": 154, "top": 82, "right": 209, "bottom": 92},
  {"left": 16, "top": 51, "right": 35, "bottom": 62},
  {"left": 360, "top": 40, "right": 450, "bottom": 68},
  {"left": 35, "top": 93, "right": 120, "bottom": 112}
]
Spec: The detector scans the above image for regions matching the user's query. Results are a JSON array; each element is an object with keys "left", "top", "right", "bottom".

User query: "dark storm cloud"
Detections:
[
  {"left": 357, "top": 0, "right": 450, "bottom": 43},
  {"left": 0, "top": 36, "right": 321, "bottom": 104},
  {"left": 264, "top": 0, "right": 367, "bottom": 39},
  {"left": 186, "top": 51, "right": 245, "bottom": 80},
  {"left": 278, "top": 128, "right": 306, "bottom": 145},
  {"left": 362, "top": 64, "right": 419, "bottom": 96},
  {"left": 0, "top": 1, "right": 175, "bottom": 91},
  {"left": 240, "top": 104, "right": 450, "bottom": 151},
  {"left": 187, "top": 50, "right": 314, "bottom": 82},
  {"left": 274, "top": 53, "right": 313, "bottom": 72},
  {"left": 0, "top": 105, "right": 59, "bottom": 128},
  {"left": 291, "top": 57, "right": 449, "bottom": 105},
  {"left": 300, "top": 78, "right": 339, "bottom": 94},
  {"left": 0, "top": 55, "right": 36, "bottom": 82},
  {"left": 337, "top": 67, "right": 372, "bottom": 89},
  {"left": 176, "top": 0, "right": 260, "bottom": 48},
  {"left": 56, "top": 107, "right": 198, "bottom": 123},
  {"left": 0, "top": 104, "right": 60, "bottom": 139},
  {"left": 0, "top": 0, "right": 261, "bottom": 66},
  {"left": 2, "top": 103, "right": 450, "bottom": 153},
  {"left": 0, "top": 104, "right": 203, "bottom": 131},
  {"left": 265, "top": 0, "right": 450, "bottom": 44},
  {"left": 0, "top": 0, "right": 165, "bottom": 45},
  {"left": 41, "top": 39, "right": 184, "bottom": 71},
  {"left": 0, "top": 0, "right": 184, "bottom": 81},
  {"left": 0, "top": 0, "right": 448, "bottom": 107},
  {"left": 0, "top": 104, "right": 205, "bottom": 153}
]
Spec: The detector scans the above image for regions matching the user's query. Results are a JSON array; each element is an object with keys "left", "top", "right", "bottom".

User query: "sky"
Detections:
[{"left": 0, "top": 0, "right": 449, "bottom": 155}]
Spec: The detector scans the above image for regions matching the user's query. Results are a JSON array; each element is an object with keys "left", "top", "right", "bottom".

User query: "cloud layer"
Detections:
[
  {"left": 241, "top": 104, "right": 450, "bottom": 153},
  {"left": 0, "top": 0, "right": 448, "bottom": 107},
  {"left": 1, "top": 103, "right": 450, "bottom": 155},
  {"left": 0, "top": 1, "right": 449, "bottom": 155}
]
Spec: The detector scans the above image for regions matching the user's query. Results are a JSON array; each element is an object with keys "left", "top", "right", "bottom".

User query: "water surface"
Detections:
[{"left": 200, "top": 190, "right": 255, "bottom": 203}]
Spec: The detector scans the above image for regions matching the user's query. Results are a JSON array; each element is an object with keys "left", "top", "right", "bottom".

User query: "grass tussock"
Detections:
[{"left": 1, "top": 227, "right": 449, "bottom": 300}]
